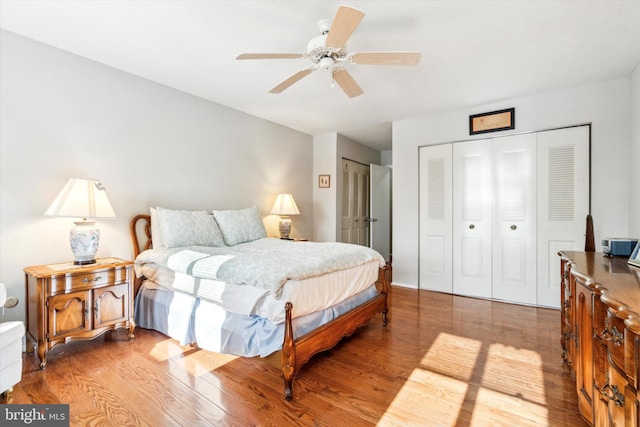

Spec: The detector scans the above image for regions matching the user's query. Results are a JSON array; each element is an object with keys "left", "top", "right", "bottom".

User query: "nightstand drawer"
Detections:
[{"left": 48, "top": 267, "right": 129, "bottom": 295}]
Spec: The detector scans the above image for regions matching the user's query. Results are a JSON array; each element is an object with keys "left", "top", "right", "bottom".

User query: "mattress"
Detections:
[{"left": 137, "top": 258, "right": 380, "bottom": 324}]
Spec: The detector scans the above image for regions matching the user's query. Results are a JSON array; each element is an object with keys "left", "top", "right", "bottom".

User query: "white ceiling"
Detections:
[{"left": 1, "top": 1, "right": 639, "bottom": 151}]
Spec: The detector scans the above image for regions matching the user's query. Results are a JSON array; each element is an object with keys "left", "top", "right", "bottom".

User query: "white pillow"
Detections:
[
  {"left": 213, "top": 206, "right": 267, "bottom": 246},
  {"left": 149, "top": 207, "right": 165, "bottom": 249},
  {"left": 155, "top": 207, "right": 226, "bottom": 248}
]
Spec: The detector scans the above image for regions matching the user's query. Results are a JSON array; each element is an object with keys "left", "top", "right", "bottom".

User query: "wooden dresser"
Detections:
[{"left": 559, "top": 251, "right": 640, "bottom": 426}]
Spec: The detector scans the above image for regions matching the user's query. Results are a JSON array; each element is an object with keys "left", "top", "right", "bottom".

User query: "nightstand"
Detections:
[{"left": 24, "top": 257, "right": 134, "bottom": 368}]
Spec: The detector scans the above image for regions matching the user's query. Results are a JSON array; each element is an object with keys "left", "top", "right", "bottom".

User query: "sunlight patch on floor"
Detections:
[
  {"left": 482, "top": 342, "right": 547, "bottom": 405},
  {"left": 378, "top": 368, "right": 469, "bottom": 426},
  {"left": 176, "top": 348, "right": 238, "bottom": 376},
  {"left": 379, "top": 332, "right": 551, "bottom": 426},
  {"left": 469, "top": 385, "right": 549, "bottom": 426},
  {"left": 149, "top": 338, "right": 193, "bottom": 361},
  {"left": 148, "top": 337, "right": 239, "bottom": 373},
  {"left": 419, "top": 332, "right": 482, "bottom": 382}
]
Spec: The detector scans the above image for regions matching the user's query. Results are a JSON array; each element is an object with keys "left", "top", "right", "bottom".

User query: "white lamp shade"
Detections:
[
  {"left": 45, "top": 178, "right": 116, "bottom": 219},
  {"left": 270, "top": 194, "right": 300, "bottom": 216}
]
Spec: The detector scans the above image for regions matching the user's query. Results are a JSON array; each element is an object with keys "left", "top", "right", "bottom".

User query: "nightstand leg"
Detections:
[
  {"left": 128, "top": 318, "right": 135, "bottom": 339},
  {"left": 37, "top": 343, "right": 47, "bottom": 369}
]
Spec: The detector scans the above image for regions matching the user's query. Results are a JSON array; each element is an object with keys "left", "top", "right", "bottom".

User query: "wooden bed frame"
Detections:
[{"left": 130, "top": 213, "right": 390, "bottom": 400}]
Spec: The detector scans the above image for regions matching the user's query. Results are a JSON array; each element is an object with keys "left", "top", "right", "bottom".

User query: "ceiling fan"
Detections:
[{"left": 236, "top": 5, "right": 421, "bottom": 98}]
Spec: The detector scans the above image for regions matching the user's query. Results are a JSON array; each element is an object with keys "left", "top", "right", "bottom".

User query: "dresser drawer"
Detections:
[
  {"left": 593, "top": 295, "right": 608, "bottom": 339},
  {"left": 605, "top": 310, "right": 626, "bottom": 371}
]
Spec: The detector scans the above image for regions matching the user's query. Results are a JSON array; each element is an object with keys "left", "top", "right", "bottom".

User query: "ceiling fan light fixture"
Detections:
[
  {"left": 319, "top": 57, "right": 335, "bottom": 70},
  {"left": 307, "top": 34, "right": 346, "bottom": 64}
]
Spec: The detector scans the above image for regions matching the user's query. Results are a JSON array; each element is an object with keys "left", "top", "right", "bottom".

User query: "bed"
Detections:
[{"left": 129, "top": 206, "right": 390, "bottom": 400}]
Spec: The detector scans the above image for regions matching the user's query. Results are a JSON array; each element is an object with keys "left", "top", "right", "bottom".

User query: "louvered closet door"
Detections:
[
  {"left": 419, "top": 144, "right": 453, "bottom": 293},
  {"left": 453, "top": 140, "right": 493, "bottom": 298},
  {"left": 536, "top": 126, "right": 590, "bottom": 308},
  {"left": 492, "top": 134, "right": 537, "bottom": 305}
]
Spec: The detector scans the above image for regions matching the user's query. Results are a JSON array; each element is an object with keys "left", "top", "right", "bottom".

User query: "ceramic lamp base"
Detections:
[
  {"left": 70, "top": 220, "right": 99, "bottom": 265},
  {"left": 278, "top": 217, "right": 292, "bottom": 239}
]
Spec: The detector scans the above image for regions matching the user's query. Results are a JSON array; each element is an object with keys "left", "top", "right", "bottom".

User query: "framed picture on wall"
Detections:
[
  {"left": 319, "top": 175, "right": 330, "bottom": 188},
  {"left": 469, "top": 108, "right": 515, "bottom": 135}
]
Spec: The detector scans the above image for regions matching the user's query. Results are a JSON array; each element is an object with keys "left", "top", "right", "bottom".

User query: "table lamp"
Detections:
[
  {"left": 45, "top": 178, "right": 116, "bottom": 265},
  {"left": 271, "top": 193, "right": 300, "bottom": 239}
]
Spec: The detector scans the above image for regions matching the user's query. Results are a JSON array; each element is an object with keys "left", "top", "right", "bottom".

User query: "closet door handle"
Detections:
[{"left": 510, "top": 225, "right": 517, "bottom": 230}]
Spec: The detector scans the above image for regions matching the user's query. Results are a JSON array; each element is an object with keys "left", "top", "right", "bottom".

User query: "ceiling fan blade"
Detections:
[
  {"left": 325, "top": 5, "right": 365, "bottom": 50},
  {"left": 269, "top": 69, "right": 314, "bottom": 93},
  {"left": 332, "top": 68, "right": 363, "bottom": 98},
  {"left": 350, "top": 52, "right": 422, "bottom": 66},
  {"left": 236, "top": 53, "right": 305, "bottom": 60}
]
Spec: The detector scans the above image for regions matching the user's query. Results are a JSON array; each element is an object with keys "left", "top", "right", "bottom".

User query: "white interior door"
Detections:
[
  {"left": 453, "top": 139, "right": 493, "bottom": 298},
  {"left": 491, "top": 133, "right": 537, "bottom": 305},
  {"left": 369, "top": 164, "right": 391, "bottom": 262},
  {"left": 536, "top": 125, "right": 590, "bottom": 307},
  {"left": 341, "top": 159, "right": 370, "bottom": 246},
  {"left": 419, "top": 144, "right": 453, "bottom": 293}
]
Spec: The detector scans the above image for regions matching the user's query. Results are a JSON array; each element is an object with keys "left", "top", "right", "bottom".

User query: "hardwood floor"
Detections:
[{"left": 3, "top": 286, "right": 587, "bottom": 426}]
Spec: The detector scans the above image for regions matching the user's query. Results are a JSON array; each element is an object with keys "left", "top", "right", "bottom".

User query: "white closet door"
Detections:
[
  {"left": 453, "top": 139, "right": 493, "bottom": 298},
  {"left": 536, "top": 126, "right": 590, "bottom": 307},
  {"left": 492, "top": 133, "right": 537, "bottom": 304},
  {"left": 419, "top": 144, "right": 453, "bottom": 293}
]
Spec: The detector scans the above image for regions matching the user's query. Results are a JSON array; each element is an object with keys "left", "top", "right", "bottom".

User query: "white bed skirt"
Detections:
[{"left": 134, "top": 283, "right": 379, "bottom": 358}]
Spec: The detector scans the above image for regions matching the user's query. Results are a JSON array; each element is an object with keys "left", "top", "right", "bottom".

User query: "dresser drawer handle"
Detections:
[
  {"left": 82, "top": 276, "right": 103, "bottom": 283},
  {"left": 602, "top": 324, "right": 624, "bottom": 346},
  {"left": 601, "top": 380, "right": 625, "bottom": 407},
  {"left": 612, "top": 326, "right": 624, "bottom": 346}
]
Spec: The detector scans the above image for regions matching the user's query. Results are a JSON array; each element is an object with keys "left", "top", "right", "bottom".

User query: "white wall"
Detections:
[
  {"left": 0, "top": 31, "right": 313, "bottom": 323},
  {"left": 631, "top": 65, "right": 640, "bottom": 238},
  {"left": 393, "top": 77, "right": 634, "bottom": 288},
  {"left": 380, "top": 150, "right": 392, "bottom": 166},
  {"left": 313, "top": 132, "right": 338, "bottom": 242}
]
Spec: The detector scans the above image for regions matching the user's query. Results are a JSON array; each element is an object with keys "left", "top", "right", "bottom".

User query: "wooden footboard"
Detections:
[{"left": 281, "top": 265, "right": 390, "bottom": 400}]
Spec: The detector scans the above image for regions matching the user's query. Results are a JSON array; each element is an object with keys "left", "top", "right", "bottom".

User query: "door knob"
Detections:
[
  {"left": 510, "top": 225, "right": 517, "bottom": 230},
  {"left": 469, "top": 224, "right": 475, "bottom": 229}
]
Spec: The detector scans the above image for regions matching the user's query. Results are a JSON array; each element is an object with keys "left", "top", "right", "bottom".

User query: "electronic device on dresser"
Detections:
[{"left": 601, "top": 238, "right": 639, "bottom": 256}]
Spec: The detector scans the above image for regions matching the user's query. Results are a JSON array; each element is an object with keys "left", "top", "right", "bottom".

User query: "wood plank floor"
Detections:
[{"left": 2, "top": 286, "right": 587, "bottom": 426}]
